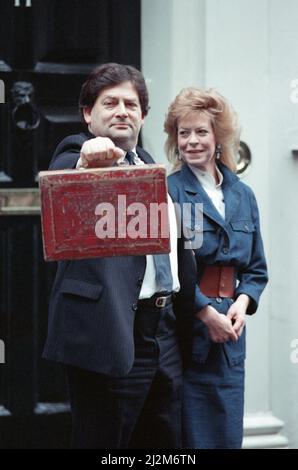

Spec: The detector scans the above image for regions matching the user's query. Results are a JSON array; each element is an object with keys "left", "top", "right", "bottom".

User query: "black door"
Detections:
[{"left": 0, "top": 0, "right": 140, "bottom": 449}]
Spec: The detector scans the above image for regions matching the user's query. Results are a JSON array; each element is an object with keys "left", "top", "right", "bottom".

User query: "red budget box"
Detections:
[{"left": 39, "top": 164, "right": 170, "bottom": 261}]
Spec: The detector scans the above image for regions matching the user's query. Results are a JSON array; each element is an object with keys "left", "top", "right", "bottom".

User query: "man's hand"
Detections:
[
  {"left": 196, "top": 305, "right": 238, "bottom": 343},
  {"left": 79, "top": 137, "right": 125, "bottom": 168}
]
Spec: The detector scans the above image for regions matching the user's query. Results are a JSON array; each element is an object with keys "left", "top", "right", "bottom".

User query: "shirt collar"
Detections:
[
  {"left": 118, "top": 148, "right": 137, "bottom": 165},
  {"left": 189, "top": 164, "right": 223, "bottom": 189}
]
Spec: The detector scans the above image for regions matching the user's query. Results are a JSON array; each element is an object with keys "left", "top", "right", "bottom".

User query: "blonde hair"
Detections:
[{"left": 164, "top": 87, "right": 240, "bottom": 172}]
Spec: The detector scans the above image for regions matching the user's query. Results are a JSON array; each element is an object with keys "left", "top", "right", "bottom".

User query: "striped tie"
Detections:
[{"left": 125, "top": 151, "right": 135, "bottom": 165}]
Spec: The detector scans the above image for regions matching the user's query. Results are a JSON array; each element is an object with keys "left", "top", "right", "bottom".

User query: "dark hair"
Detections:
[{"left": 79, "top": 62, "right": 149, "bottom": 119}]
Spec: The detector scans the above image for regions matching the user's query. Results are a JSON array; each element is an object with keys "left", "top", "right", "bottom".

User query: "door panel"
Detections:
[{"left": 0, "top": 0, "right": 140, "bottom": 448}]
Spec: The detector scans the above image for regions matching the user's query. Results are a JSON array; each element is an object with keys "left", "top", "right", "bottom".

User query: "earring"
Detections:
[
  {"left": 175, "top": 148, "right": 182, "bottom": 161},
  {"left": 215, "top": 144, "right": 222, "bottom": 160}
]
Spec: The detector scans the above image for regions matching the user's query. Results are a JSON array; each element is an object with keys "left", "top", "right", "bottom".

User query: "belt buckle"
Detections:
[{"left": 155, "top": 296, "right": 167, "bottom": 308}]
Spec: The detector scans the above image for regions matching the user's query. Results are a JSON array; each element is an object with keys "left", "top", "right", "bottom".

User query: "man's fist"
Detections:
[{"left": 80, "top": 137, "right": 125, "bottom": 168}]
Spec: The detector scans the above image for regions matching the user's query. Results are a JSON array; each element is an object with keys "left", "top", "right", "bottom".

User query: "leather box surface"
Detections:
[{"left": 39, "top": 164, "right": 170, "bottom": 261}]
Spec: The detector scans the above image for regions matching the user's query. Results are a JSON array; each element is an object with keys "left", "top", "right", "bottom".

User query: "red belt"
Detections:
[{"left": 199, "top": 265, "right": 236, "bottom": 298}]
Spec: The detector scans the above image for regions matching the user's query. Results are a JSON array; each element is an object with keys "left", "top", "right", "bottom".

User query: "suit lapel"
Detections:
[
  {"left": 136, "top": 146, "right": 155, "bottom": 164},
  {"left": 219, "top": 164, "right": 241, "bottom": 223}
]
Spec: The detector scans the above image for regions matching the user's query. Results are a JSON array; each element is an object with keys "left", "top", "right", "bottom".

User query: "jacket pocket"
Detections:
[
  {"left": 186, "top": 219, "right": 217, "bottom": 232},
  {"left": 183, "top": 219, "right": 216, "bottom": 251},
  {"left": 60, "top": 278, "right": 103, "bottom": 300},
  {"left": 222, "top": 326, "right": 246, "bottom": 367},
  {"left": 230, "top": 220, "right": 255, "bottom": 233}
]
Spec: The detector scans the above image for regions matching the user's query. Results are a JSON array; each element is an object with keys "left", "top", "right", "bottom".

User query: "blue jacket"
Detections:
[{"left": 168, "top": 162, "right": 268, "bottom": 316}]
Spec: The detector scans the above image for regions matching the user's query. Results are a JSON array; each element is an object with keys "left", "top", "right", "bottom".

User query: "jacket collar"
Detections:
[
  {"left": 136, "top": 146, "right": 155, "bottom": 164},
  {"left": 181, "top": 162, "right": 241, "bottom": 226}
]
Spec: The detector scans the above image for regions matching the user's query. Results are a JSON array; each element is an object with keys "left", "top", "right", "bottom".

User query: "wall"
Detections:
[
  {"left": 268, "top": 0, "right": 298, "bottom": 448},
  {"left": 142, "top": 0, "right": 298, "bottom": 447},
  {"left": 141, "top": 0, "right": 205, "bottom": 165}
]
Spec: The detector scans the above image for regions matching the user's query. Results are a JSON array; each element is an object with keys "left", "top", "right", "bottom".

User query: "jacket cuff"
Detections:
[
  {"left": 194, "top": 287, "right": 212, "bottom": 313},
  {"left": 235, "top": 286, "right": 259, "bottom": 315}
]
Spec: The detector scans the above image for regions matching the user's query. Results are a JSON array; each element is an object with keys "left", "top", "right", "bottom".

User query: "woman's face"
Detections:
[{"left": 177, "top": 112, "right": 217, "bottom": 174}]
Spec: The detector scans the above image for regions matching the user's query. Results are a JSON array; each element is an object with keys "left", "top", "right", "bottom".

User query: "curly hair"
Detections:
[
  {"left": 164, "top": 87, "right": 240, "bottom": 172},
  {"left": 79, "top": 63, "right": 149, "bottom": 120}
]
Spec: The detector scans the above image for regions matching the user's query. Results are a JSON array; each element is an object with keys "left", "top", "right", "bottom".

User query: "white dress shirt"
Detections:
[
  {"left": 189, "top": 164, "right": 225, "bottom": 219},
  {"left": 123, "top": 150, "right": 180, "bottom": 298}
]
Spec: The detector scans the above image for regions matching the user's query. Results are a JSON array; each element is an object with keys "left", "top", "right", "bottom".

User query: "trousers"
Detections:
[{"left": 66, "top": 301, "right": 182, "bottom": 449}]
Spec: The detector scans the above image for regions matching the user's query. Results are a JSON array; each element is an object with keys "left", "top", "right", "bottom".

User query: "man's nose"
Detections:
[{"left": 115, "top": 101, "right": 128, "bottom": 117}]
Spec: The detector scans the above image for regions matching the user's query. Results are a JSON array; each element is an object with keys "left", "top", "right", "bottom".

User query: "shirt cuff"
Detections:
[{"left": 76, "top": 156, "right": 84, "bottom": 169}]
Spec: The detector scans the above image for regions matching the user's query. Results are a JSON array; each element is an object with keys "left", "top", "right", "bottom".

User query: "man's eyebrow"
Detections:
[
  {"left": 101, "top": 95, "right": 137, "bottom": 100},
  {"left": 102, "top": 94, "right": 117, "bottom": 100}
]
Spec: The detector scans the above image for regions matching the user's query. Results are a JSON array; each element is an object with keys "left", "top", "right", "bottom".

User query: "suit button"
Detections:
[
  {"left": 222, "top": 247, "right": 229, "bottom": 254},
  {"left": 137, "top": 278, "right": 143, "bottom": 287},
  {"left": 132, "top": 302, "right": 138, "bottom": 311},
  {"left": 244, "top": 224, "right": 250, "bottom": 232},
  {"left": 216, "top": 297, "right": 222, "bottom": 303}
]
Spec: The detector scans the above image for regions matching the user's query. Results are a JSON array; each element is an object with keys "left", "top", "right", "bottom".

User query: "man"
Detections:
[{"left": 43, "top": 63, "right": 187, "bottom": 449}]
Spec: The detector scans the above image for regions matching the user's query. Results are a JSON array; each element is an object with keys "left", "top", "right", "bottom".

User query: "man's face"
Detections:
[{"left": 83, "top": 81, "right": 145, "bottom": 150}]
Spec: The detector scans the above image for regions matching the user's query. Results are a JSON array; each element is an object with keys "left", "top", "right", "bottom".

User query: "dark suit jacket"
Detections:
[{"left": 43, "top": 133, "right": 157, "bottom": 376}]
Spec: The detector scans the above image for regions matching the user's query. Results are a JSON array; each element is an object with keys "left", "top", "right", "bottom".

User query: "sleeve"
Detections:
[
  {"left": 49, "top": 134, "right": 87, "bottom": 170},
  {"left": 235, "top": 188, "right": 269, "bottom": 314},
  {"left": 194, "top": 285, "right": 212, "bottom": 312}
]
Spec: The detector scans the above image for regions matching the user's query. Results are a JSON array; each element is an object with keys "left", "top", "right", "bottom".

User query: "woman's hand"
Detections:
[
  {"left": 226, "top": 294, "right": 250, "bottom": 339},
  {"left": 196, "top": 305, "right": 238, "bottom": 343}
]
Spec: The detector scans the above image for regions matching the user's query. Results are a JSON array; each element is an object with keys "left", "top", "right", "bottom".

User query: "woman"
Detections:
[{"left": 165, "top": 87, "right": 268, "bottom": 449}]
